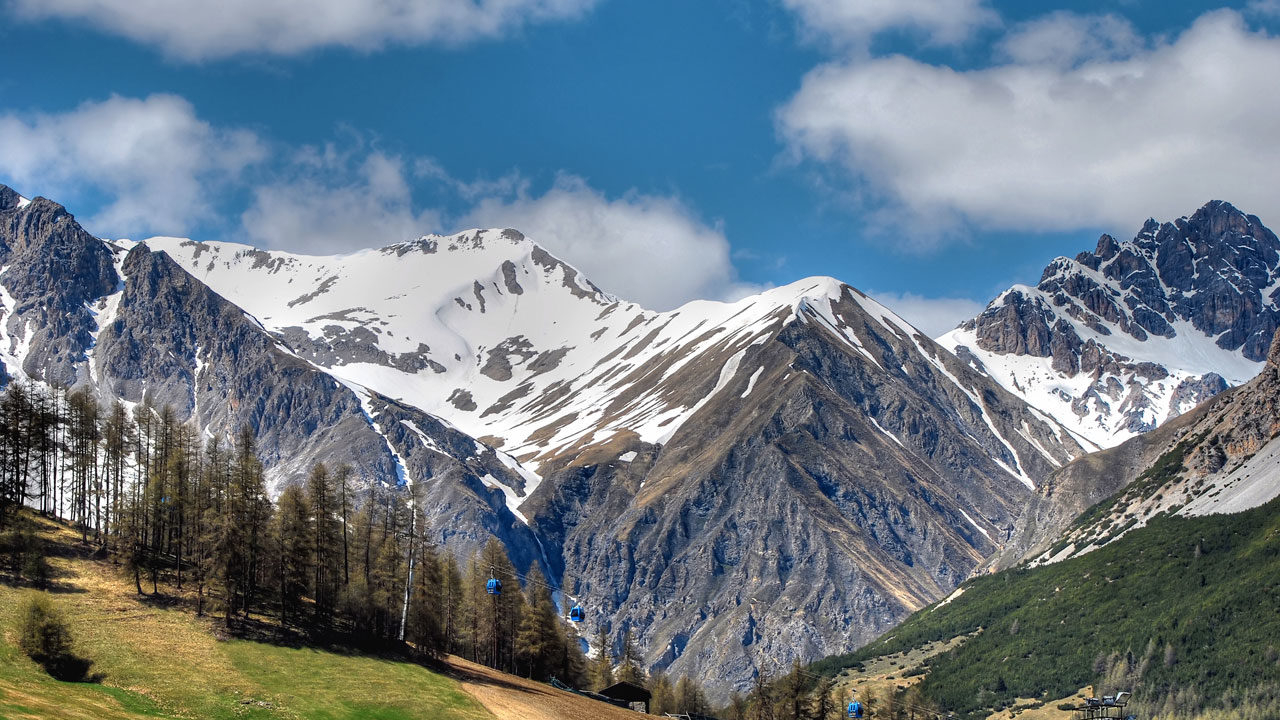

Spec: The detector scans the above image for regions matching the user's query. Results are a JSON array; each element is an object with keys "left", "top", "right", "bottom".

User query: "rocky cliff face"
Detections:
[
  {"left": 941, "top": 201, "right": 1280, "bottom": 448},
  {"left": 0, "top": 191, "right": 118, "bottom": 385},
  {"left": 529, "top": 286, "right": 1082, "bottom": 693}
]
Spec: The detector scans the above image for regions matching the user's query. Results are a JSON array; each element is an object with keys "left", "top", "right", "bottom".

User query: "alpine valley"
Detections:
[{"left": 3, "top": 181, "right": 1279, "bottom": 698}]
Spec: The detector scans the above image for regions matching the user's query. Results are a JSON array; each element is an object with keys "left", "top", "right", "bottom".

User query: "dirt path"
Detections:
[{"left": 444, "top": 656, "right": 647, "bottom": 720}]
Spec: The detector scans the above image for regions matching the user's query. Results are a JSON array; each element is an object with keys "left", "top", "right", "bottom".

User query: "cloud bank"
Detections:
[
  {"left": 781, "top": 0, "right": 998, "bottom": 47},
  {"left": 9, "top": 0, "right": 600, "bottom": 61},
  {"left": 778, "top": 10, "right": 1280, "bottom": 238},
  {"left": 0, "top": 94, "right": 265, "bottom": 237}
]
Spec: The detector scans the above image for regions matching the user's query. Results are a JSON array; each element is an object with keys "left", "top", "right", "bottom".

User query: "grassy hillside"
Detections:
[
  {"left": 0, "top": 513, "right": 493, "bottom": 720},
  {"left": 810, "top": 491, "right": 1280, "bottom": 719}
]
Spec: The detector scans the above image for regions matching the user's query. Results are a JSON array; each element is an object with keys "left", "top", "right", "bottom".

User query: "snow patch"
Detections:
[
  {"left": 741, "top": 366, "right": 764, "bottom": 398},
  {"left": 958, "top": 509, "right": 991, "bottom": 541}
]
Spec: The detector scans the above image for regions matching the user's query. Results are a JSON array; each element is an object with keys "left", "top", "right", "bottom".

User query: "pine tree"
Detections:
[
  {"left": 675, "top": 675, "right": 710, "bottom": 716},
  {"left": 370, "top": 527, "right": 403, "bottom": 637},
  {"left": 558, "top": 622, "right": 591, "bottom": 688},
  {"left": 407, "top": 537, "right": 445, "bottom": 657},
  {"left": 515, "top": 566, "right": 559, "bottom": 679},
  {"left": 616, "top": 627, "right": 644, "bottom": 685},
  {"left": 750, "top": 669, "right": 775, "bottom": 720},
  {"left": 478, "top": 538, "right": 522, "bottom": 672},
  {"left": 273, "top": 485, "right": 311, "bottom": 625},
  {"left": 440, "top": 552, "right": 464, "bottom": 654},
  {"left": 811, "top": 675, "right": 838, "bottom": 720},
  {"left": 648, "top": 670, "right": 676, "bottom": 715},
  {"left": 777, "top": 660, "right": 806, "bottom": 720},
  {"left": 306, "top": 463, "right": 340, "bottom": 622},
  {"left": 592, "top": 626, "right": 614, "bottom": 690},
  {"left": 335, "top": 464, "right": 353, "bottom": 586}
]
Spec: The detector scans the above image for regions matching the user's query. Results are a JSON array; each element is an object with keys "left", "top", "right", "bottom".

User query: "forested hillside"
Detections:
[
  {"left": 0, "top": 379, "right": 593, "bottom": 684},
  {"left": 809, "top": 490, "right": 1280, "bottom": 719}
]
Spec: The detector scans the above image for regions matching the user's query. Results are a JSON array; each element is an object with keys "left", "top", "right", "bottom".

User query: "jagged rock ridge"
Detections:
[{"left": 941, "top": 200, "right": 1280, "bottom": 448}]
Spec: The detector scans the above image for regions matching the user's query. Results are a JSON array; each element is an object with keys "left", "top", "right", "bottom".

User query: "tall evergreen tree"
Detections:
[
  {"left": 811, "top": 675, "right": 839, "bottom": 720},
  {"left": 777, "top": 660, "right": 807, "bottom": 720},
  {"left": 592, "top": 626, "right": 614, "bottom": 690},
  {"left": 616, "top": 627, "right": 645, "bottom": 685},
  {"left": 306, "top": 463, "right": 340, "bottom": 621},
  {"left": 515, "top": 566, "right": 560, "bottom": 679},
  {"left": 648, "top": 670, "right": 676, "bottom": 715},
  {"left": 273, "top": 485, "right": 311, "bottom": 625}
]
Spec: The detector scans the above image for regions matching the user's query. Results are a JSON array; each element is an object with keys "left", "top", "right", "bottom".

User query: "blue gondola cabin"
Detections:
[
  {"left": 847, "top": 700, "right": 863, "bottom": 718},
  {"left": 570, "top": 605, "right": 585, "bottom": 622},
  {"left": 486, "top": 577, "right": 502, "bottom": 595}
]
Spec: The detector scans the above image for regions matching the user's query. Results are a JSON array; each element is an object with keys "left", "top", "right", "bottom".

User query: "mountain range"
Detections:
[{"left": 3, "top": 181, "right": 1277, "bottom": 696}]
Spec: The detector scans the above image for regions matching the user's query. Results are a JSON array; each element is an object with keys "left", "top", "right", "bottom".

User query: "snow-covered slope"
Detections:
[
  {"left": 145, "top": 231, "right": 1082, "bottom": 492},
  {"left": 940, "top": 201, "right": 1280, "bottom": 449}
]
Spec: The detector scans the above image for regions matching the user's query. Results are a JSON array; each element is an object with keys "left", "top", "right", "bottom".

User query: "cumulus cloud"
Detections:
[
  {"left": 778, "top": 9, "right": 1280, "bottom": 239},
  {"left": 781, "top": 0, "right": 998, "bottom": 47},
  {"left": 9, "top": 0, "right": 599, "bottom": 61},
  {"left": 461, "top": 175, "right": 764, "bottom": 310},
  {"left": 996, "top": 11, "right": 1141, "bottom": 67},
  {"left": 0, "top": 94, "right": 265, "bottom": 237},
  {"left": 242, "top": 145, "right": 443, "bottom": 254},
  {"left": 867, "top": 291, "right": 983, "bottom": 338}
]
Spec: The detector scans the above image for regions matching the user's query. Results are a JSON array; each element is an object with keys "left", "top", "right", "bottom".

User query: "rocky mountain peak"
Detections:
[
  {"left": 0, "top": 183, "right": 22, "bottom": 212},
  {"left": 943, "top": 200, "right": 1280, "bottom": 447},
  {"left": 1269, "top": 326, "right": 1280, "bottom": 368}
]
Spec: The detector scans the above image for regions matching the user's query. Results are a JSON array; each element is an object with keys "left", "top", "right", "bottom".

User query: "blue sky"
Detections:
[{"left": 3, "top": 0, "right": 1280, "bottom": 333}]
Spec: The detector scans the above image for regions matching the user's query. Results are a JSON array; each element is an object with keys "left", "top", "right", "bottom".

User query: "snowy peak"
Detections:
[
  {"left": 942, "top": 200, "right": 1280, "bottom": 448},
  {"left": 145, "top": 228, "right": 1078, "bottom": 484}
]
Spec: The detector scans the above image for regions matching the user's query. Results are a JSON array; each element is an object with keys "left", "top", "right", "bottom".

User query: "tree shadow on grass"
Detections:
[{"left": 40, "top": 652, "right": 104, "bottom": 684}]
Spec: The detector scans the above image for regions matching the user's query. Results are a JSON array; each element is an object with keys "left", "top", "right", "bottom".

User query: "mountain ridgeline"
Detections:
[{"left": 2, "top": 182, "right": 1278, "bottom": 698}]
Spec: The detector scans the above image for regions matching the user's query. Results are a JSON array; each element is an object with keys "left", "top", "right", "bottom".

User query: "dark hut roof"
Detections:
[{"left": 599, "top": 681, "right": 651, "bottom": 702}]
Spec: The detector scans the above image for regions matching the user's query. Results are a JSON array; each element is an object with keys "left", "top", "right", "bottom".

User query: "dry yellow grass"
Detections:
[{"left": 0, "top": 513, "right": 492, "bottom": 720}]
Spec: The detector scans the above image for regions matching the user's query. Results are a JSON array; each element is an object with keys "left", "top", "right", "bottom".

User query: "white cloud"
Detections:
[
  {"left": 996, "top": 12, "right": 1141, "bottom": 67},
  {"left": 1249, "top": 0, "right": 1280, "bottom": 18},
  {"left": 10, "top": 0, "right": 599, "bottom": 61},
  {"left": 0, "top": 94, "right": 265, "bottom": 237},
  {"left": 242, "top": 145, "right": 443, "bottom": 254},
  {"left": 781, "top": 0, "right": 998, "bottom": 48},
  {"left": 778, "top": 9, "right": 1280, "bottom": 238},
  {"left": 461, "top": 175, "right": 764, "bottom": 310},
  {"left": 868, "top": 291, "right": 983, "bottom": 338}
]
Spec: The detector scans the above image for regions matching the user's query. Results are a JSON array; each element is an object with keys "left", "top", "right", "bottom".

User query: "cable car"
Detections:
[
  {"left": 569, "top": 604, "right": 585, "bottom": 622},
  {"left": 486, "top": 577, "right": 502, "bottom": 595},
  {"left": 847, "top": 700, "right": 863, "bottom": 718}
]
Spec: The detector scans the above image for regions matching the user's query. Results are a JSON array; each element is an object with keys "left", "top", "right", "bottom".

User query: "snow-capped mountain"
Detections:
[
  {"left": 2, "top": 182, "right": 1091, "bottom": 696},
  {"left": 940, "top": 200, "right": 1280, "bottom": 449}
]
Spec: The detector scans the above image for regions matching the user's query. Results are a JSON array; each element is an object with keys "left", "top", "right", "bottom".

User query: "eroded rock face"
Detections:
[
  {"left": 944, "top": 200, "right": 1280, "bottom": 447},
  {"left": 528, "top": 288, "right": 1083, "bottom": 699},
  {"left": 0, "top": 196, "right": 118, "bottom": 385}
]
